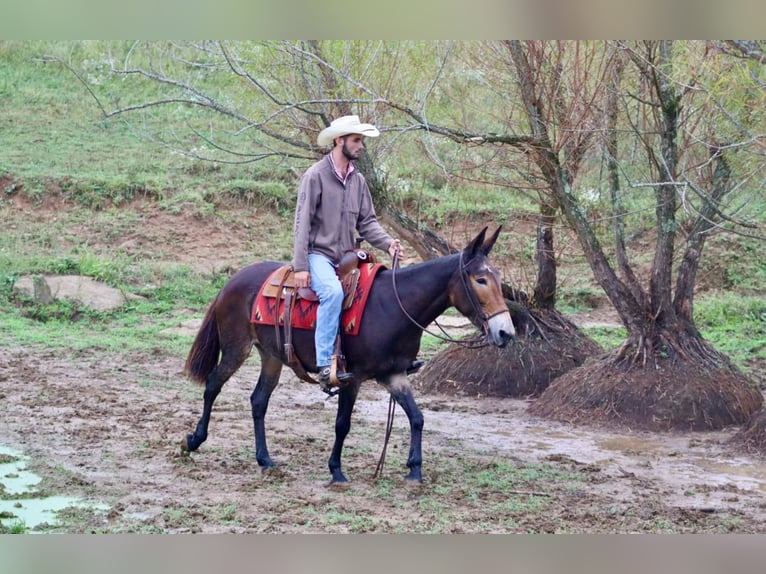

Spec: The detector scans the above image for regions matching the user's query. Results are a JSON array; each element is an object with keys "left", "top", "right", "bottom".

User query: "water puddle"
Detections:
[{"left": 0, "top": 445, "right": 107, "bottom": 532}]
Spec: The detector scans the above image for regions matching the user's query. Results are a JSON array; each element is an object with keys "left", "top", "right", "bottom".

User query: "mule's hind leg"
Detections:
[
  {"left": 381, "top": 374, "right": 424, "bottom": 482},
  {"left": 185, "top": 338, "right": 251, "bottom": 453},
  {"left": 250, "top": 352, "right": 283, "bottom": 469}
]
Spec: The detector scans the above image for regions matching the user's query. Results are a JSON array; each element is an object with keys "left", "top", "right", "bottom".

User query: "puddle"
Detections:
[
  {"left": 0, "top": 445, "right": 108, "bottom": 532},
  {"left": 596, "top": 436, "right": 667, "bottom": 454},
  {"left": 0, "top": 451, "right": 41, "bottom": 495}
]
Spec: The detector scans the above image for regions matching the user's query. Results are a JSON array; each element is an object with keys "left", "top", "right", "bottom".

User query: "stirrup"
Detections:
[
  {"left": 320, "top": 382, "right": 341, "bottom": 397},
  {"left": 318, "top": 368, "right": 337, "bottom": 396},
  {"left": 318, "top": 366, "right": 353, "bottom": 396},
  {"left": 406, "top": 360, "right": 425, "bottom": 375}
]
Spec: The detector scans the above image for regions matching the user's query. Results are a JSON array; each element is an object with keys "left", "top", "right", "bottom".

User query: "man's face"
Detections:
[{"left": 340, "top": 134, "right": 365, "bottom": 160}]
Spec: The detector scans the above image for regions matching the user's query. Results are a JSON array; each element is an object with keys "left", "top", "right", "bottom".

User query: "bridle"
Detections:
[{"left": 390, "top": 248, "right": 502, "bottom": 349}]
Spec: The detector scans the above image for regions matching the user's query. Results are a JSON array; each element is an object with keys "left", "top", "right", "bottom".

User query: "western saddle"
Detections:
[{"left": 264, "top": 249, "right": 376, "bottom": 387}]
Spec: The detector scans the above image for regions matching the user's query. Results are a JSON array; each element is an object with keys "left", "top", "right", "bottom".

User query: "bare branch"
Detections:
[{"left": 717, "top": 40, "right": 766, "bottom": 65}]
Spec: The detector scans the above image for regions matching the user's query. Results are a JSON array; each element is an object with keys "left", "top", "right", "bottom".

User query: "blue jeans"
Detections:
[{"left": 308, "top": 253, "right": 344, "bottom": 367}]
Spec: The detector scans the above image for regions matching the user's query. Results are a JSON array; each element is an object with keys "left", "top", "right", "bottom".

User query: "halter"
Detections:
[{"left": 390, "top": 248, "right": 500, "bottom": 349}]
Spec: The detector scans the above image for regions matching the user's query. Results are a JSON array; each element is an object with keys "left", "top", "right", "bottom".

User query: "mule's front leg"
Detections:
[
  {"left": 388, "top": 376, "right": 424, "bottom": 482},
  {"left": 327, "top": 383, "right": 360, "bottom": 483},
  {"left": 250, "top": 356, "right": 282, "bottom": 470}
]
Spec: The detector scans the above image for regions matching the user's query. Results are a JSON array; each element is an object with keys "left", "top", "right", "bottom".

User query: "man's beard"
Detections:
[{"left": 341, "top": 141, "right": 361, "bottom": 160}]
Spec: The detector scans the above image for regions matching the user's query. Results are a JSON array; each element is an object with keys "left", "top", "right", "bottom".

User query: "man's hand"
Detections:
[
  {"left": 388, "top": 239, "right": 403, "bottom": 259},
  {"left": 294, "top": 270, "right": 311, "bottom": 288}
]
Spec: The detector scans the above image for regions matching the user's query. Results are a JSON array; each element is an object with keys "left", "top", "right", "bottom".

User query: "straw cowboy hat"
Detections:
[{"left": 317, "top": 115, "right": 380, "bottom": 147}]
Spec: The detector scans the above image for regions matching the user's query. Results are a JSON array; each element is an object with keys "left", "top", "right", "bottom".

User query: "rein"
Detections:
[
  {"left": 390, "top": 249, "right": 491, "bottom": 349},
  {"left": 373, "top": 394, "right": 397, "bottom": 479}
]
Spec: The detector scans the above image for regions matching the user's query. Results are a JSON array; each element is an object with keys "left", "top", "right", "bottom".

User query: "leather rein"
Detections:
[{"left": 390, "top": 249, "right": 501, "bottom": 349}]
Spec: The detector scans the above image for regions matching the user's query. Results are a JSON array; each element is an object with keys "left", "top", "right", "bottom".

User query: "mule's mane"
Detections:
[{"left": 381, "top": 250, "right": 476, "bottom": 279}]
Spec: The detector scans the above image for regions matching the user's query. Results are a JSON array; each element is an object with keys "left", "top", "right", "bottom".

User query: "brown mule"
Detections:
[{"left": 182, "top": 227, "right": 516, "bottom": 483}]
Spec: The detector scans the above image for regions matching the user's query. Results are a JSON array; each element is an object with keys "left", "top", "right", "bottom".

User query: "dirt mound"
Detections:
[
  {"left": 530, "top": 355, "right": 763, "bottom": 431},
  {"left": 730, "top": 408, "right": 766, "bottom": 455},
  {"left": 416, "top": 310, "right": 603, "bottom": 398}
]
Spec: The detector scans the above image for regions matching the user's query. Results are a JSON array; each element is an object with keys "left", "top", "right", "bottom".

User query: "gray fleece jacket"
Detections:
[{"left": 292, "top": 155, "right": 393, "bottom": 272}]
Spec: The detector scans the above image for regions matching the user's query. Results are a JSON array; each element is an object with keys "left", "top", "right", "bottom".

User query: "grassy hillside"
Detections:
[{"left": 0, "top": 40, "right": 763, "bottom": 383}]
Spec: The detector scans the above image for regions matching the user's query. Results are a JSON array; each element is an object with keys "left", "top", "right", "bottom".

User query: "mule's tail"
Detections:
[{"left": 184, "top": 296, "right": 220, "bottom": 384}]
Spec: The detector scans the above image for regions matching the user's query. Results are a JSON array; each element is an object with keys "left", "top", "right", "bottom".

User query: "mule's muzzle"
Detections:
[
  {"left": 487, "top": 311, "right": 516, "bottom": 347},
  {"left": 496, "top": 328, "right": 517, "bottom": 347}
]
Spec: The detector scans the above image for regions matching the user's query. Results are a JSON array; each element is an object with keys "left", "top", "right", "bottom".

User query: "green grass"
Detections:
[
  {"left": 286, "top": 453, "right": 591, "bottom": 533},
  {"left": 695, "top": 292, "right": 766, "bottom": 372},
  {"left": 0, "top": 519, "right": 28, "bottom": 534},
  {"left": 0, "top": 249, "right": 224, "bottom": 356},
  {"left": 0, "top": 41, "right": 298, "bottom": 215},
  {"left": 581, "top": 325, "right": 627, "bottom": 351}
]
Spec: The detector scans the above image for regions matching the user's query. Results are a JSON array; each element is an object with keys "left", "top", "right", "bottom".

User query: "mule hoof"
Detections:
[
  {"left": 328, "top": 472, "right": 349, "bottom": 485},
  {"left": 258, "top": 459, "right": 277, "bottom": 471},
  {"left": 260, "top": 465, "right": 286, "bottom": 479},
  {"left": 183, "top": 434, "right": 201, "bottom": 452},
  {"left": 404, "top": 470, "right": 423, "bottom": 483}
]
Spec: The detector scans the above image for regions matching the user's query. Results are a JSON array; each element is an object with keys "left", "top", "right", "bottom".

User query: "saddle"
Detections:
[
  {"left": 261, "top": 249, "right": 374, "bottom": 309},
  {"left": 264, "top": 249, "right": 377, "bottom": 385}
]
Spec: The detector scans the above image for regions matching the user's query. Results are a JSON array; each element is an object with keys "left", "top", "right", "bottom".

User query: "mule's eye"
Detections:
[{"left": 476, "top": 277, "right": 488, "bottom": 286}]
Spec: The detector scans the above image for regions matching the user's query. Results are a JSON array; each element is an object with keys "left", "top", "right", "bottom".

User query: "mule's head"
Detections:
[{"left": 449, "top": 227, "right": 517, "bottom": 347}]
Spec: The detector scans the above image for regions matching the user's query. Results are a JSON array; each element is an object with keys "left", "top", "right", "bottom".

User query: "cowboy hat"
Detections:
[{"left": 317, "top": 115, "right": 380, "bottom": 147}]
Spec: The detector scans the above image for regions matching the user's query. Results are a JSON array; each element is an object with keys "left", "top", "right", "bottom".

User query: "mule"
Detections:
[{"left": 182, "top": 227, "right": 516, "bottom": 482}]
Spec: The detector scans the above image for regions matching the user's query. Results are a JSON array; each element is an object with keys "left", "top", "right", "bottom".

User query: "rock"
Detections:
[
  {"left": 32, "top": 275, "right": 54, "bottom": 305},
  {"left": 13, "top": 275, "right": 127, "bottom": 311}
]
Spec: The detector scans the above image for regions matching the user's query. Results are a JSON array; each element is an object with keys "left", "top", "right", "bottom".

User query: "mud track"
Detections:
[{"left": 2, "top": 343, "right": 765, "bottom": 533}]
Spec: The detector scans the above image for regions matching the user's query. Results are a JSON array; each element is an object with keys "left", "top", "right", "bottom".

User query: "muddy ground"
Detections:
[
  {"left": 2, "top": 343, "right": 766, "bottom": 533},
  {"left": 1, "top": 199, "right": 766, "bottom": 533}
]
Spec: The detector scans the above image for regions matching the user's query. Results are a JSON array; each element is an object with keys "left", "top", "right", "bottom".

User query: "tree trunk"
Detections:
[
  {"left": 606, "top": 49, "right": 647, "bottom": 309},
  {"left": 649, "top": 40, "right": 679, "bottom": 330},
  {"left": 533, "top": 202, "right": 557, "bottom": 309},
  {"left": 674, "top": 147, "right": 731, "bottom": 323},
  {"left": 355, "top": 150, "right": 453, "bottom": 260}
]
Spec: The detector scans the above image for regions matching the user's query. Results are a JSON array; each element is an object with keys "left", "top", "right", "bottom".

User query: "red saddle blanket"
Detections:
[{"left": 251, "top": 262, "right": 384, "bottom": 336}]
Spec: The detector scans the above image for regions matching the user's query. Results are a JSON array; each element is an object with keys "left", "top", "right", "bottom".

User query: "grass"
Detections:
[
  {"left": 581, "top": 325, "right": 627, "bottom": 351},
  {"left": 281, "top": 451, "right": 592, "bottom": 533},
  {"left": 695, "top": 292, "right": 766, "bottom": 381},
  {"left": 0, "top": 41, "right": 299, "bottom": 216},
  {"left": 0, "top": 519, "right": 28, "bottom": 534},
  {"left": 0, "top": 255, "right": 223, "bottom": 356}
]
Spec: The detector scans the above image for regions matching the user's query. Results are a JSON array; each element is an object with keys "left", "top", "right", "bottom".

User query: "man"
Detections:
[{"left": 292, "top": 115, "right": 402, "bottom": 387}]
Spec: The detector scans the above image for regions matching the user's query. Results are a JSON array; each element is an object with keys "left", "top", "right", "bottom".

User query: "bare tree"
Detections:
[
  {"left": 529, "top": 40, "right": 764, "bottom": 429},
  {"left": 400, "top": 41, "right": 610, "bottom": 397},
  {"left": 384, "top": 40, "right": 764, "bottom": 426},
  {"left": 54, "top": 40, "right": 453, "bottom": 260}
]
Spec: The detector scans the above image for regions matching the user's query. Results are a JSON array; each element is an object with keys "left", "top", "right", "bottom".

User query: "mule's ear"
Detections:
[
  {"left": 481, "top": 226, "right": 502, "bottom": 255},
  {"left": 464, "top": 227, "right": 489, "bottom": 257}
]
